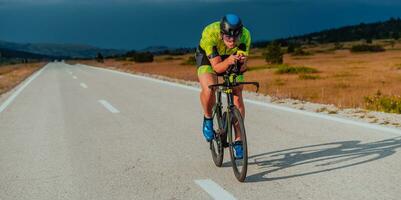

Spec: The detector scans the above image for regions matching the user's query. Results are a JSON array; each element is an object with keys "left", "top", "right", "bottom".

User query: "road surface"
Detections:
[{"left": 1, "top": 62, "right": 400, "bottom": 200}]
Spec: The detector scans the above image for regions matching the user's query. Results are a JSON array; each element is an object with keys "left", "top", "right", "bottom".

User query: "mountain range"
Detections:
[
  {"left": 1, "top": 17, "right": 401, "bottom": 60},
  {"left": 0, "top": 40, "right": 126, "bottom": 59}
]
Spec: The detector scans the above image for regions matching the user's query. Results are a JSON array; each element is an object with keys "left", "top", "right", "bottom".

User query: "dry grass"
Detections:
[
  {"left": 245, "top": 47, "right": 401, "bottom": 109},
  {"left": 72, "top": 41, "right": 401, "bottom": 110},
  {"left": 0, "top": 63, "right": 46, "bottom": 95},
  {"left": 70, "top": 55, "right": 199, "bottom": 82}
]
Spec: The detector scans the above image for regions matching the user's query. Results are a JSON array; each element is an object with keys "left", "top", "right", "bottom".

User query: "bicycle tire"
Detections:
[
  {"left": 209, "top": 104, "right": 224, "bottom": 167},
  {"left": 227, "top": 107, "right": 248, "bottom": 182}
]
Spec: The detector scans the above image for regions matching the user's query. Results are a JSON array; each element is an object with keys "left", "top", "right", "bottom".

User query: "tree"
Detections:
[
  {"left": 125, "top": 50, "right": 137, "bottom": 57},
  {"left": 96, "top": 52, "right": 104, "bottom": 63},
  {"left": 393, "top": 32, "right": 400, "bottom": 41},
  {"left": 334, "top": 42, "right": 343, "bottom": 50},
  {"left": 133, "top": 52, "right": 154, "bottom": 63},
  {"left": 287, "top": 43, "right": 297, "bottom": 53},
  {"left": 389, "top": 40, "right": 395, "bottom": 48},
  {"left": 265, "top": 42, "right": 283, "bottom": 64}
]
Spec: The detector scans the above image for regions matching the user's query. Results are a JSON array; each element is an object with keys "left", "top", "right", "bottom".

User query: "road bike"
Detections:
[{"left": 208, "top": 64, "right": 259, "bottom": 182}]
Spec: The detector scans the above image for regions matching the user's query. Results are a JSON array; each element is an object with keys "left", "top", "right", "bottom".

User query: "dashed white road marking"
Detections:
[
  {"left": 84, "top": 64, "right": 401, "bottom": 135},
  {"left": 72, "top": 76, "right": 77, "bottom": 79},
  {"left": 98, "top": 100, "right": 120, "bottom": 113},
  {"left": 195, "top": 179, "right": 236, "bottom": 200},
  {"left": 80, "top": 83, "right": 88, "bottom": 89}
]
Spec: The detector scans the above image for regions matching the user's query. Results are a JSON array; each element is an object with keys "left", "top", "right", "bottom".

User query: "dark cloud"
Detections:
[{"left": 0, "top": 0, "right": 400, "bottom": 49}]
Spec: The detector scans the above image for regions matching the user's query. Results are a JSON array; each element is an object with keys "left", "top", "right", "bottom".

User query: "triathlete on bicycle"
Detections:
[{"left": 196, "top": 14, "right": 251, "bottom": 159}]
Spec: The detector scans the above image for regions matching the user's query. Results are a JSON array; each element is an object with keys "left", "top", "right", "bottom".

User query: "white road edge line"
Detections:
[
  {"left": 195, "top": 179, "right": 236, "bottom": 200},
  {"left": 82, "top": 64, "right": 401, "bottom": 135},
  {"left": 0, "top": 64, "right": 49, "bottom": 113},
  {"left": 98, "top": 100, "right": 120, "bottom": 113},
  {"left": 80, "top": 83, "right": 88, "bottom": 89},
  {"left": 72, "top": 76, "right": 78, "bottom": 79}
]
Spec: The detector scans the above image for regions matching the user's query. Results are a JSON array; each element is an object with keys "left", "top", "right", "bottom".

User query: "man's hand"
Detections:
[
  {"left": 225, "top": 54, "right": 240, "bottom": 66},
  {"left": 238, "top": 55, "right": 247, "bottom": 63},
  {"left": 238, "top": 54, "right": 247, "bottom": 73}
]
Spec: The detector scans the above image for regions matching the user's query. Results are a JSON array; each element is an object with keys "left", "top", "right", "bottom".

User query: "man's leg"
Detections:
[
  {"left": 198, "top": 66, "right": 217, "bottom": 141},
  {"left": 233, "top": 85, "right": 245, "bottom": 119},
  {"left": 232, "top": 85, "right": 245, "bottom": 158},
  {"left": 233, "top": 84, "right": 245, "bottom": 141},
  {"left": 198, "top": 71, "right": 217, "bottom": 118}
]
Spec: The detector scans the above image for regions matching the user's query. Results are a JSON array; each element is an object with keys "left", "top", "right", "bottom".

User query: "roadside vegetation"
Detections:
[
  {"left": 365, "top": 91, "right": 401, "bottom": 114},
  {"left": 66, "top": 17, "right": 401, "bottom": 114},
  {"left": 350, "top": 44, "right": 385, "bottom": 53},
  {"left": 181, "top": 56, "right": 196, "bottom": 65},
  {"left": 275, "top": 64, "right": 318, "bottom": 74},
  {"left": 0, "top": 63, "right": 45, "bottom": 95}
]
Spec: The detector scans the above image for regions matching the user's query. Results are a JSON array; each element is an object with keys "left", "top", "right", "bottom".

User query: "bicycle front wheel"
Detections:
[
  {"left": 209, "top": 104, "right": 224, "bottom": 167},
  {"left": 227, "top": 107, "right": 248, "bottom": 182}
]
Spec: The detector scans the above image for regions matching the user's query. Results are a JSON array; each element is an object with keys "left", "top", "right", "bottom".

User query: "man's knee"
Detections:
[
  {"left": 201, "top": 87, "right": 215, "bottom": 98},
  {"left": 234, "top": 97, "right": 244, "bottom": 107},
  {"left": 233, "top": 88, "right": 244, "bottom": 105}
]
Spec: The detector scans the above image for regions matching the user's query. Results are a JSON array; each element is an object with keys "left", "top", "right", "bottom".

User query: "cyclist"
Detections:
[{"left": 196, "top": 14, "right": 251, "bottom": 159}]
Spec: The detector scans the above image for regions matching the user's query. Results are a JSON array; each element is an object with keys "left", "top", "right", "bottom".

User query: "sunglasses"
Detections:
[{"left": 222, "top": 34, "right": 240, "bottom": 41}]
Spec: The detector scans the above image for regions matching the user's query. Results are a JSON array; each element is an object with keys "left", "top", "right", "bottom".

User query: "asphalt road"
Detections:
[{"left": 1, "top": 62, "right": 400, "bottom": 200}]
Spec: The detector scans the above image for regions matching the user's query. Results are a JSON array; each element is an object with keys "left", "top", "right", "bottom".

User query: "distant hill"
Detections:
[
  {"left": 0, "top": 48, "right": 57, "bottom": 59},
  {"left": 140, "top": 46, "right": 195, "bottom": 55},
  {"left": 0, "top": 40, "right": 126, "bottom": 58},
  {"left": 253, "top": 17, "right": 401, "bottom": 47}
]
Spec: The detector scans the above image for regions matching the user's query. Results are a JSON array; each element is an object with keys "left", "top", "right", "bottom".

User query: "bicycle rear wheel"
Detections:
[
  {"left": 209, "top": 104, "right": 224, "bottom": 167},
  {"left": 227, "top": 107, "right": 248, "bottom": 182}
]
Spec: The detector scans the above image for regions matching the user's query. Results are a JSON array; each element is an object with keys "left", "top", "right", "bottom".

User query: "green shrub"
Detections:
[
  {"left": 247, "top": 65, "right": 275, "bottom": 72},
  {"left": 350, "top": 44, "right": 385, "bottom": 52},
  {"left": 96, "top": 52, "right": 104, "bottom": 63},
  {"left": 287, "top": 43, "right": 299, "bottom": 53},
  {"left": 334, "top": 42, "right": 344, "bottom": 50},
  {"left": 389, "top": 40, "right": 396, "bottom": 48},
  {"left": 132, "top": 52, "right": 154, "bottom": 63},
  {"left": 265, "top": 42, "right": 283, "bottom": 64},
  {"left": 292, "top": 48, "right": 312, "bottom": 56},
  {"left": 393, "top": 32, "right": 400, "bottom": 41},
  {"left": 181, "top": 56, "right": 196, "bottom": 65},
  {"left": 114, "top": 57, "right": 126, "bottom": 61},
  {"left": 276, "top": 64, "right": 318, "bottom": 74},
  {"left": 365, "top": 91, "right": 401, "bottom": 113}
]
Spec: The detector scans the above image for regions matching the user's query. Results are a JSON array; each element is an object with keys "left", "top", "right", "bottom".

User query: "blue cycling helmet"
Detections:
[{"left": 220, "top": 14, "right": 243, "bottom": 37}]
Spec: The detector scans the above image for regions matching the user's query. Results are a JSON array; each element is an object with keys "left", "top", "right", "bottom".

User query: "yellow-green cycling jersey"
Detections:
[
  {"left": 196, "top": 21, "right": 251, "bottom": 82},
  {"left": 199, "top": 21, "right": 251, "bottom": 59}
]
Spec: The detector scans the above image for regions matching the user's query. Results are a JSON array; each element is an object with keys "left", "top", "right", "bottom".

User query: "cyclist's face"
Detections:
[{"left": 222, "top": 34, "right": 237, "bottom": 48}]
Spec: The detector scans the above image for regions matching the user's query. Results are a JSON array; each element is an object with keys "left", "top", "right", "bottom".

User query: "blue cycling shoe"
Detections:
[
  {"left": 233, "top": 141, "right": 243, "bottom": 159},
  {"left": 203, "top": 117, "right": 215, "bottom": 142}
]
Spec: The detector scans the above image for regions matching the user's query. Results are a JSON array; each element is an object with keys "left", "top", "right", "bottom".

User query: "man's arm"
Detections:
[
  {"left": 238, "top": 56, "right": 247, "bottom": 73},
  {"left": 238, "top": 29, "right": 251, "bottom": 73},
  {"left": 209, "top": 55, "right": 239, "bottom": 74}
]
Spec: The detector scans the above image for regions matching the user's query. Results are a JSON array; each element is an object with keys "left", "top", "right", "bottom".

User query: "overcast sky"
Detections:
[{"left": 0, "top": 0, "right": 400, "bottom": 49}]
